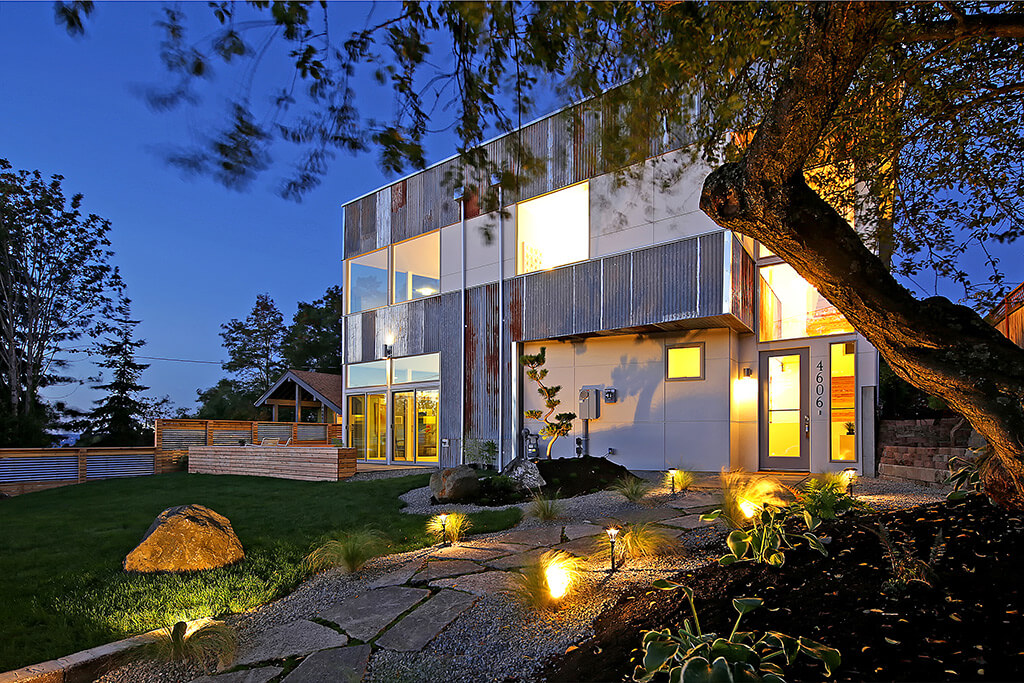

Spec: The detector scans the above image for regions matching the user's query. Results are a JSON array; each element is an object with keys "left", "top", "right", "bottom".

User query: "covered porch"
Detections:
[{"left": 256, "top": 369, "right": 344, "bottom": 423}]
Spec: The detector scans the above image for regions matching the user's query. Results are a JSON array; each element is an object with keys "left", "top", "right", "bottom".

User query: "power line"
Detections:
[{"left": 137, "top": 355, "right": 223, "bottom": 365}]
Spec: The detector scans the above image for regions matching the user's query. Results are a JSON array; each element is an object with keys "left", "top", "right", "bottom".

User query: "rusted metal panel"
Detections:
[
  {"left": 423, "top": 295, "right": 442, "bottom": 353},
  {"left": 698, "top": 232, "right": 725, "bottom": 317},
  {"left": 405, "top": 172, "right": 424, "bottom": 241},
  {"left": 345, "top": 314, "right": 362, "bottom": 364},
  {"left": 573, "top": 259, "right": 602, "bottom": 334},
  {"left": 376, "top": 187, "right": 392, "bottom": 249},
  {"left": 516, "top": 118, "right": 552, "bottom": 204},
  {"left": 343, "top": 203, "right": 361, "bottom": 259},
  {"left": 601, "top": 253, "right": 632, "bottom": 331},
  {"left": 405, "top": 299, "right": 425, "bottom": 355},
  {"left": 439, "top": 292, "right": 462, "bottom": 449},
  {"left": 662, "top": 238, "right": 699, "bottom": 320},
  {"left": 730, "top": 235, "right": 756, "bottom": 332},
  {"left": 391, "top": 178, "right": 408, "bottom": 242},
  {"left": 360, "top": 310, "right": 376, "bottom": 361},
  {"left": 360, "top": 194, "right": 376, "bottom": 256},
  {"left": 509, "top": 276, "right": 525, "bottom": 342}
]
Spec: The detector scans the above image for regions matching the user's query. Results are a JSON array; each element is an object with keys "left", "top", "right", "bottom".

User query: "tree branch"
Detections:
[{"left": 901, "top": 13, "right": 1024, "bottom": 43}]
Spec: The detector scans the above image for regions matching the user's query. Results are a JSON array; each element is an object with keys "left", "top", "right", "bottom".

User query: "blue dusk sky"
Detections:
[
  {"left": 0, "top": 1, "right": 466, "bottom": 413},
  {"left": 1, "top": 2, "right": 1019, "bottom": 414}
]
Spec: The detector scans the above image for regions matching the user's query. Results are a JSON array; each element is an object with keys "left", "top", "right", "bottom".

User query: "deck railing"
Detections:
[{"left": 154, "top": 419, "right": 344, "bottom": 465}]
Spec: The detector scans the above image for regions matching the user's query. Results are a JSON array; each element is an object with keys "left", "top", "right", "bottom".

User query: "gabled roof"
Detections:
[{"left": 254, "top": 369, "right": 344, "bottom": 415}]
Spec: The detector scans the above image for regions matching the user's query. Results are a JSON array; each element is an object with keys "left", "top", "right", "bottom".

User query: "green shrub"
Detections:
[
  {"left": 136, "top": 620, "right": 237, "bottom": 670},
  {"left": 610, "top": 476, "right": 652, "bottom": 502},
  {"left": 304, "top": 528, "right": 386, "bottom": 574},
  {"left": 529, "top": 491, "right": 563, "bottom": 521},
  {"left": 701, "top": 505, "right": 826, "bottom": 568},
  {"left": 634, "top": 580, "right": 840, "bottom": 682},
  {"left": 794, "top": 475, "right": 871, "bottom": 525}
]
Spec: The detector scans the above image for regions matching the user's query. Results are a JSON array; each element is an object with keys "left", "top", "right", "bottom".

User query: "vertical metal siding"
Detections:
[
  {"left": 391, "top": 179, "right": 408, "bottom": 241},
  {"left": 375, "top": 188, "right": 392, "bottom": 249},
  {"left": 360, "top": 311, "right": 376, "bottom": 361},
  {"left": 662, "top": 238, "right": 699, "bottom": 319},
  {"left": 439, "top": 292, "right": 462, "bottom": 466},
  {"left": 423, "top": 296, "right": 442, "bottom": 353},
  {"left": 698, "top": 232, "right": 724, "bottom": 317},
  {"left": 631, "top": 247, "right": 663, "bottom": 326},
  {"left": 360, "top": 194, "right": 376, "bottom": 255},
  {"left": 601, "top": 253, "right": 632, "bottom": 331},
  {"left": 343, "top": 203, "right": 361, "bottom": 259},
  {"left": 346, "top": 314, "right": 362, "bottom": 364},
  {"left": 572, "top": 259, "right": 602, "bottom": 334}
]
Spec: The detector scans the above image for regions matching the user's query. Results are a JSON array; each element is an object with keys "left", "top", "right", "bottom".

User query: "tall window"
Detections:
[
  {"left": 516, "top": 182, "right": 589, "bottom": 274},
  {"left": 759, "top": 264, "right": 854, "bottom": 341},
  {"left": 393, "top": 231, "right": 440, "bottom": 303},
  {"left": 347, "top": 248, "right": 388, "bottom": 313},
  {"left": 830, "top": 342, "right": 857, "bottom": 461}
]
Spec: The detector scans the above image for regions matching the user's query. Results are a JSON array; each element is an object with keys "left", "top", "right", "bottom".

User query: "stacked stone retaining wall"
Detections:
[{"left": 878, "top": 445, "right": 964, "bottom": 486}]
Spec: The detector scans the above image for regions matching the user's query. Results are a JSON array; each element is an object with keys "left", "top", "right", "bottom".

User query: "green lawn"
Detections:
[{"left": 0, "top": 472, "right": 521, "bottom": 672}]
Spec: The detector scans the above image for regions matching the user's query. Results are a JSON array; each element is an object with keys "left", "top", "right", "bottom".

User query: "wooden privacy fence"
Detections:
[
  {"left": 155, "top": 419, "right": 344, "bottom": 465},
  {"left": 0, "top": 447, "right": 159, "bottom": 496}
]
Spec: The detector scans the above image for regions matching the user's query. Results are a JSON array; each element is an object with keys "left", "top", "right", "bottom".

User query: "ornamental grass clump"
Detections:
[
  {"left": 304, "top": 528, "right": 386, "bottom": 574},
  {"left": 136, "top": 620, "right": 237, "bottom": 670},
  {"left": 599, "top": 522, "right": 678, "bottom": 565},
  {"left": 610, "top": 476, "right": 652, "bottom": 503},
  {"left": 427, "top": 511, "right": 472, "bottom": 545},
  {"left": 513, "top": 550, "right": 584, "bottom": 610},
  {"left": 665, "top": 468, "right": 696, "bottom": 493},
  {"left": 717, "top": 470, "right": 790, "bottom": 528},
  {"left": 529, "top": 491, "right": 563, "bottom": 521}
]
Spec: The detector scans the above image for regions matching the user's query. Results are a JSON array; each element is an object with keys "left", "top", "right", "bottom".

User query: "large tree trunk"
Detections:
[{"left": 698, "top": 2, "right": 1024, "bottom": 508}]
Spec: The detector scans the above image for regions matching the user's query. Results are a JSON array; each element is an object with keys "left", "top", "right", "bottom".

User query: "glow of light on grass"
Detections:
[
  {"left": 739, "top": 497, "right": 759, "bottom": 518},
  {"left": 545, "top": 559, "right": 573, "bottom": 599}
]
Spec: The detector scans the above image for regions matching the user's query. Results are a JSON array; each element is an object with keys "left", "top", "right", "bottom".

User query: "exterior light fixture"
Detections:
[
  {"left": 667, "top": 468, "right": 678, "bottom": 497},
  {"left": 606, "top": 527, "right": 620, "bottom": 572},
  {"left": 383, "top": 331, "right": 395, "bottom": 358},
  {"left": 438, "top": 513, "right": 449, "bottom": 546},
  {"left": 383, "top": 343, "right": 393, "bottom": 358},
  {"left": 743, "top": 367, "right": 753, "bottom": 378},
  {"left": 842, "top": 467, "right": 858, "bottom": 497}
]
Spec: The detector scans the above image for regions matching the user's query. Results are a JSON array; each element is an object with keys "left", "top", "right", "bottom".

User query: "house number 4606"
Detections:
[{"left": 815, "top": 360, "right": 825, "bottom": 415}]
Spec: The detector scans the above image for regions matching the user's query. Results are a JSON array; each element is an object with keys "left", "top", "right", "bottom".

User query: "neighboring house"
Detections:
[
  {"left": 990, "top": 283, "right": 1024, "bottom": 349},
  {"left": 337, "top": 102, "right": 879, "bottom": 476},
  {"left": 255, "top": 369, "right": 344, "bottom": 424}
]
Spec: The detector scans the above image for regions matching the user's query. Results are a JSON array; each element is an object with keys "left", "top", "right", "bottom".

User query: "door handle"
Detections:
[{"left": 804, "top": 415, "right": 810, "bottom": 438}]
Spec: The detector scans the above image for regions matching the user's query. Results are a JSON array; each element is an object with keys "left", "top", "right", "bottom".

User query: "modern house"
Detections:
[{"left": 337, "top": 102, "right": 879, "bottom": 476}]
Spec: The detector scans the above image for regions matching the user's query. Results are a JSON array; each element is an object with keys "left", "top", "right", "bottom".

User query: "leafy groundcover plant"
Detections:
[
  {"left": 701, "top": 506, "right": 827, "bottom": 567},
  {"left": 634, "top": 580, "right": 840, "bottom": 683}
]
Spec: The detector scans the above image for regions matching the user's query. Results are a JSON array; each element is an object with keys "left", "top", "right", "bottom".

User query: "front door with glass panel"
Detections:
[
  {"left": 392, "top": 388, "right": 439, "bottom": 464},
  {"left": 759, "top": 348, "right": 809, "bottom": 471},
  {"left": 348, "top": 393, "right": 386, "bottom": 460}
]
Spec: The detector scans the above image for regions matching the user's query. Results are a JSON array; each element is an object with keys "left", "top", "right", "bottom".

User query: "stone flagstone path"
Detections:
[{"left": 189, "top": 501, "right": 715, "bottom": 682}]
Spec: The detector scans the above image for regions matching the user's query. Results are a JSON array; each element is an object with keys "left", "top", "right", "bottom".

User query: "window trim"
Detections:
[
  {"left": 391, "top": 352, "right": 441, "bottom": 385},
  {"left": 391, "top": 229, "right": 441, "bottom": 305},
  {"left": 665, "top": 342, "right": 705, "bottom": 382}
]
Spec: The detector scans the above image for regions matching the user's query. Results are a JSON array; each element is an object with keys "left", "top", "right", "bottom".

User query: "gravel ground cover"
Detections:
[{"left": 93, "top": 477, "right": 943, "bottom": 683}]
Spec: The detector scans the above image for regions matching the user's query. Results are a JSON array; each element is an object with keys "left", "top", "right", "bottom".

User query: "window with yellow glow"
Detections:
[
  {"left": 830, "top": 342, "right": 857, "bottom": 461},
  {"left": 516, "top": 182, "right": 589, "bottom": 274},
  {"left": 767, "top": 353, "right": 802, "bottom": 458},
  {"left": 759, "top": 264, "right": 854, "bottom": 341},
  {"left": 393, "top": 231, "right": 440, "bottom": 304},
  {"left": 347, "top": 248, "right": 389, "bottom": 313},
  {"left": 666, "top": 343, "right": 704, "bottom": 381}
]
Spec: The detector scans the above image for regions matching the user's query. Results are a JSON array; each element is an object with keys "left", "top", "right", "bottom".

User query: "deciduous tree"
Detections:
[{"left": 281, "top": 285, "right": 343, "bottom": 374}]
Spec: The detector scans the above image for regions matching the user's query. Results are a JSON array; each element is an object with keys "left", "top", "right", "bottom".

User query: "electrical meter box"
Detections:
[{"left": 578, "top": 386, "right": 600, "bottom": 420}]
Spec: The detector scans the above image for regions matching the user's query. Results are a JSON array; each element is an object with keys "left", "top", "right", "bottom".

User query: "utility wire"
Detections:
[{"left": 137, "top": 355, "right": 223, "bottom": 365}]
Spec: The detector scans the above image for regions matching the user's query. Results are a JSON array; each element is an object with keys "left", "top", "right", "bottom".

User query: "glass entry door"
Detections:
[
  {"left": 759, "top": 348, "right": 809, "bottom": 471},
  {"left": 392, "top": 388, "right": 439, "bottom": 463},
  {"left": 348, "top": 393, "right": 386, "bottom": 460}
]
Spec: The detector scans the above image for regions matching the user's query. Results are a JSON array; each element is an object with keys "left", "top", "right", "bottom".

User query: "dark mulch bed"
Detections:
[
  {"left": 537, "top": 455, "right": 631, "bottom": 498},
  {"left": 540, "top": 494, "right": 1024, "bottom": 682}
]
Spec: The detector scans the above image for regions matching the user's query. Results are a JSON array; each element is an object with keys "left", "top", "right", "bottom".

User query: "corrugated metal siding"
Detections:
[
  {"left": 523, "top": 266, "right": 575, "bottom": 339},
  {"left": 360, "top": 310, "right": 376, "bottom": 362},
  {"left": 464, "top": 283, "right": 500, "bottom": 439},
  {"left": 257, "top": 423, "right": 293, "bottom": 441},
  {"left": 573, "top": 259, "right": 602, "bottom": 333},
  {"left": 730, "top": 236, "right": 756, "bottom": 332},
  {"left": 345, "top": 313, "right": 362, "bottom": 364},
  {"left": 601, "top": 253, "right": 632, "bottom": 331},
  {"left": 698, "top": 232, "right": 725, "bottom": 317},
  {"left": 375, "top": 187, "right": 392, "bottom": 249},
  {"left": 631, "top": 246, "right": 663, "bottom": 326},
  {"left": 86, "top": 453, "right": 155, "bottom": 479},
  {"left": 297, "top": 424, "right": 328, "bottom": 441},
  {"left": 439, "top": 292, "right": 462, "bottom": 467},
  {"left": 211, "top": 430, "right": 250, "bottom": 446},
  {"left": 160, "top": 429, "right": 206, "bottom": 449},
  {"left": 0, "top": 456, "right": 78, "bottom": 482},
  {"left": 662, "top": 238, "right": 699, "bottom": 320}
]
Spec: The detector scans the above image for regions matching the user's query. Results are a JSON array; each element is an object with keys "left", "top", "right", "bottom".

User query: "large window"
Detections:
[
  {"left": 393, "top": 353, "right": 440, "bottom": 384},
  {"left": 516, "top": 182, "right": 589, "bottom": 274},
  {"left": 347, "top": 248, "right": 388, "bottom": 313},
  {"left": 759, "top": 264, "right": 854, "bottom": 341},
  {"left": 830, "top": 341, "right": 857, "bottom": 461},
  {"left": 393, "top": 231, "right": 440, "bottom": 304}
]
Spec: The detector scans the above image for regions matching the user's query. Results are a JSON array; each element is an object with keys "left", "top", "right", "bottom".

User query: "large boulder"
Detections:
[
  {"left": 124, "top": 504, "right": 244, "bottom": 573},
  {"left": 502, "top": 457, "right": 546, "bottom": 491},
  {"left": 430, "top": 466, "right": 480, "bottom": 503}
]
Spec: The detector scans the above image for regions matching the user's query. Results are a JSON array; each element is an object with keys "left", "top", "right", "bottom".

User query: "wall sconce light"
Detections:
[
  {"left": 743, "top": 367, "right": 753, "bottom": 378},
  {"left": 383, "top": 343, "right": 393, "bottom": 358}
]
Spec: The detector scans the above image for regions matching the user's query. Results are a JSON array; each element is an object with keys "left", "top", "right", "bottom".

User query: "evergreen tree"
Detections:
[
  {"left": 220, "top": 293, "right": 286, "bottom": 395},
  {"left": 82, "top": 295, "right": 151, "bottom": 446},
  {"left": 281, "top": 286, "right": 343, "bottom": 374}
]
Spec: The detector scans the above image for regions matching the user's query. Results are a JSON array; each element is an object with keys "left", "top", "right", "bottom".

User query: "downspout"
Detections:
[
  {"left": 494, "top": 175, "right": 506, "bottom": 471},
  {"left": 456, "top": 187, "right": 467, "bottom": 465}
]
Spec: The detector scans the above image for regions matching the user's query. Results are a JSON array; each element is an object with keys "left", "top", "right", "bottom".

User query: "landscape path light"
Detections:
[
  {"left": 667, "top": 468, "right": 678, "bottom": 497},
  {"left": 843, "top": 468, "right": 858, "bottom": 497},
  {"left": 606, "top": 526, "right": 620, "bottom": 573},
  {"left": 438, "top": 513, "right": 449, "bottom": 546}
]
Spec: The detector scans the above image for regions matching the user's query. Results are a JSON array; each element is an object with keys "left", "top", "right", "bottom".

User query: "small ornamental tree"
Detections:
[{"left": 519, "top": 347, "right": 575, "bottom": 460}]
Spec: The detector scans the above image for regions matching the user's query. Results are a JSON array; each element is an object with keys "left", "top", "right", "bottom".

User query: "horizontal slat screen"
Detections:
[
  {"left": 0, "top": 456, "right": 78, "bottom": 483},
  {"left": 86, "top": 453, "right": 155, "bottom": 479},
  {"left": 257, "top": 423, "right": 293, "bottom": 441},
  {"left": 211, "top": 430, "right": 251, "bottom": 446},
  {"left": 161, "top": 429, "right": 207, "bottom": 449},
  {"left": 296, "top": 424, "right": 327, "bottom": 441}
]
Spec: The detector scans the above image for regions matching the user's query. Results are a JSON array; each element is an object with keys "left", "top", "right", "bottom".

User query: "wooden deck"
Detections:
[{"left": 356, "top": 462, "right": 435, "bottom": 473}]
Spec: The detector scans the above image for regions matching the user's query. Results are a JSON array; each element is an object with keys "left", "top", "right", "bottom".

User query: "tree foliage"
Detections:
[
  {"left": 0, "top": 158, "right": 119, "bottom": 446},
  {"left": 220, "top": 292, "right": 286, "bottom": 396},
  {"left": 281, "top": 285, "right": 343, "bottom": 374}
]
